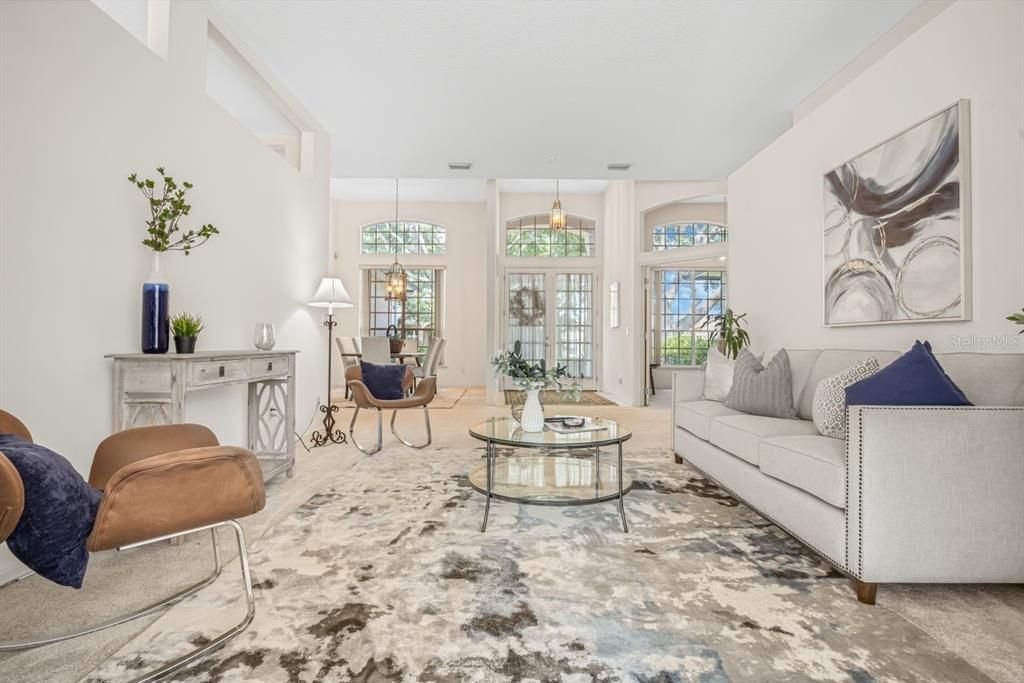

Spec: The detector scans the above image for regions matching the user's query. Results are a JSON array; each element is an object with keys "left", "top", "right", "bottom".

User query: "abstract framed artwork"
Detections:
[{"left": 823, "top": 99, "right": 971, "bottom": 326}]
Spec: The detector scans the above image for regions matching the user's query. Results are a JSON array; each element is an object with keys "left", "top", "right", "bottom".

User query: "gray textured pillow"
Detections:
[{"left": 725, "top": 348, "right": 796, "bottom": 418}]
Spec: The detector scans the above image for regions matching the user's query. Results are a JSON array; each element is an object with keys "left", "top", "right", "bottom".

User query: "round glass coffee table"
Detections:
[{"left": 468, "top": 417, "right": 633, "bottom": 533}]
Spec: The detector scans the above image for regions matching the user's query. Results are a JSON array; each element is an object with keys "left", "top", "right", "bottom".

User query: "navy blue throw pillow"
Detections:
[
  {"left": 0, "top": 434, "right": 101, "bottom": 588},
  {"left": 845, "top": 340, "right": 972, "bottom": 408},
  {"left": 359, "top": 361, "right": 406, "bottom": 400}
]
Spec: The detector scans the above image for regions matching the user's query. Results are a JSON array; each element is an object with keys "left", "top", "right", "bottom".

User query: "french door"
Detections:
[{"left": 503, "top": 269, "right": 599, "bottom": 390}]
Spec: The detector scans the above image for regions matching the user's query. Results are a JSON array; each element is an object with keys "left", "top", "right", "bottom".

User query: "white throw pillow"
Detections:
[
  {"left": 812, "top": 358, "right": 881, "bottom": 439},
  {"left": 702, "top": 347, "right": 735, "bottom": 402}
]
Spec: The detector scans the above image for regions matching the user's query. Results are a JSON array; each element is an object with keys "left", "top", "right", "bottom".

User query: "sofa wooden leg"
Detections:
[
  {"left": 674, "top": 454, "right": 683, "bottom": 464},
  {"left": 852, "top": 580, "right": 877, "bottom": 605}
]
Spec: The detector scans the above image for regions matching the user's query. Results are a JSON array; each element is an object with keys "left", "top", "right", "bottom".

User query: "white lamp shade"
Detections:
[{"left": 308, "top": 277, "right": 354, "bottom": 309}]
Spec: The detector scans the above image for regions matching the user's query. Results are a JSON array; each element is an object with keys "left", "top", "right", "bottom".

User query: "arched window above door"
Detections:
[
  {"left": 361, "top": 220, "right": 446, "bottom": 255},
  {"left": 652, "top": 222, "right": 727, "bottom": 250},
  {"left": 505, "top": 214, "right": 596, "bottom": 257}
]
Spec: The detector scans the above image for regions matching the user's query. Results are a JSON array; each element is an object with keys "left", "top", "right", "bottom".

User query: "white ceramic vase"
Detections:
[{"left": 519, "top": 388, "right": 545, "bottom": 432}]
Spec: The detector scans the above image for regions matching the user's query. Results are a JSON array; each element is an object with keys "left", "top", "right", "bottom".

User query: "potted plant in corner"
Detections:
[
  {"left": 129, "top": 167, "right": 220, "bottom": 354},
  {"left": 170, "top": 312, "right": 205, "bottom": 354},
  {"left": 492, "top": 341, "right": 581, "bottom": 432},
  {"left": 707, "top": 308, "right": 751, "bottom": 359}
]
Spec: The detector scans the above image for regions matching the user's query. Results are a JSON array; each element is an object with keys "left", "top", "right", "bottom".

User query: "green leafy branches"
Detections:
[
  {"left": 169, "top": 312, "right": 205, "bottom": 338},
  {"left": 492, "top": 340, "right": 582, "bottom": 401},
  {"left": 128, "top": 167, "right": 220, "bottom": 254},
  {"left": 706, "top": 308, "right": 751, "bottom": 360},
  {"left": 1008, "top": 308, "right": 1024, "bottom": 333}
]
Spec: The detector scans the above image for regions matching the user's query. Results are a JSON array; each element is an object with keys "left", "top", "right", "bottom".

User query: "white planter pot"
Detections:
[{"left": 519, "top": 388, "right": 545, "bottom": 432}]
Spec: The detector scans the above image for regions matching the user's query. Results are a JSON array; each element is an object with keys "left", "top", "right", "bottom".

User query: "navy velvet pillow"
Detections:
[
  {"left": 359, "top": 361, "right": 406, "bottom": 400},
  {"left": 0, "top": 434, "right": 101, "bottom": 588},
  {"left": 845, "top": 340, "right": 972, "bottom": 407}
]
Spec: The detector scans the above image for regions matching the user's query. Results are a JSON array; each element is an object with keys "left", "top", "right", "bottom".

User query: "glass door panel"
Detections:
[
  {"left": 555, "top": 273, "right": 593, "bottom": 380},
  {"left": 507, "top": 272, "right": 546, "bottom": 366},
  {"left": 505, "top": 270, "right": 598, "bottom": 390}
]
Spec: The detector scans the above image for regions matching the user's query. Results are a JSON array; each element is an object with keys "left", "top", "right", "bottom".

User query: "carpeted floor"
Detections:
[
  {"left": 504, "top": 389, "right": 617, "bottom": 407},
  {"left": 2, "top": 392, "right": 1023, "bottom": 682},
  {"left": 90, "top": 453, "right": 1007, "bottom": 680}
]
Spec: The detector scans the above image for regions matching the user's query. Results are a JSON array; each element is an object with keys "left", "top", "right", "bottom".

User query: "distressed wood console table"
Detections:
[{"left": 106, "top": 350, "right": 298, "bottom": 483}]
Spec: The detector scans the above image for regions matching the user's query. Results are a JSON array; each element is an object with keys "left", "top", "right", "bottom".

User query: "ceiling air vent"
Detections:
[
  {"left": 448, "top": 162, "right": 473, "bottom": 170},
  {"left": 607, "top": 162, "right": 631, "bottom": 171}
]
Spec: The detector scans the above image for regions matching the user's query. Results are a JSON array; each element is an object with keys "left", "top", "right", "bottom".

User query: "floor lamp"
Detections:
[{"left": 308, "top": 276, "right": 354, "bottom": 447}]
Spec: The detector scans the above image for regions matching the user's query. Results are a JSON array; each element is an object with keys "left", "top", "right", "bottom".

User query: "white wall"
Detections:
[
  {"left": 331, "top": 200, "right": 489, "bottom": 386},
  {"left": 728, "top": 0, "right": 1024, "bottom": 354},
  {"left": 601, "top": 181, "right": 639, "bottom": 405},
  {"left": 0, "top": 0, "right": 330, "bottom": 582}
]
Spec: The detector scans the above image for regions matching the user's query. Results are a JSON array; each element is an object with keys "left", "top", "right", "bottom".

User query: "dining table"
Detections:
[{"left": 340, "top": 351, "right": 425, "bottom": 367}]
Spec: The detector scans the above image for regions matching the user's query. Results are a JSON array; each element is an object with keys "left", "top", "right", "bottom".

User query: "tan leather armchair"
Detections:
[
  {"left": 345, "top": 365, "right": 436, "bottom": 455},
  {"left": 0, "top": 409, "right": 265, "bottom": 681}
]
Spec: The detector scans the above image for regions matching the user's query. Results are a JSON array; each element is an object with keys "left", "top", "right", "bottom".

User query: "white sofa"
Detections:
[{"left": 671, "top": 349, "right": 1024, "bottom": 604}]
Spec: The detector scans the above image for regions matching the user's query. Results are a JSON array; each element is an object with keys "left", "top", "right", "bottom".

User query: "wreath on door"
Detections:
[{"left": 509, "top": 286, "right": 545, "bottom": 326}]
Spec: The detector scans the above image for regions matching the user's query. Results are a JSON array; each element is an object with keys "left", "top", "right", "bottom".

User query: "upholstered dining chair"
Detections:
[
  {"left": 412, "top": 337, "right": 446, "bottom": 385},
  {"left": 335, "top": 336, "right": 361, "bottom": 399},
  {"left": 360, "top": 336, "right": 391, "bottom": 364},
  {"left": 344, "top": 365, "right": 436, "bottom": 455},
  {"left": 400, "top": 338, "right": 419, "bottom": 366},
  {"left": 0, "top": 409, "right": 265, "bottom": 681}
]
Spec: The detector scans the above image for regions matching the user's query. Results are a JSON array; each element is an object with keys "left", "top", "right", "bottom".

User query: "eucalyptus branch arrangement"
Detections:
[
  {"left": 128, "top": 167, "right": 220, "bottom": 254},
  {"left": 492, "top": 341, "right": 582, "bottom": 401},
  {"left": 1009, "top": 308, "right": 1024, "bottom": 333},
  {"left": 707, "top": 308, "right": 751, "bottom": 360}
]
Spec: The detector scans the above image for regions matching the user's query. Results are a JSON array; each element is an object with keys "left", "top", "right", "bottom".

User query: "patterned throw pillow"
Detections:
[{"left": 812, "top": 358, "right": 881, "bottom": 439}]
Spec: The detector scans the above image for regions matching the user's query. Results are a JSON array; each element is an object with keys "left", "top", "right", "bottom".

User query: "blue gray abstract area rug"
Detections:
[{"left": 89, "top": 445, "right": 992, "bottom": 682}]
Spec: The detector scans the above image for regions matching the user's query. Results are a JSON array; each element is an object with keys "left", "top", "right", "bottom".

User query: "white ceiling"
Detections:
[
  {"left": 213, "top": 0, "right": 920, "bottom": 180},
  {"left": 331, "top": 178, "right": 488, "bottom": 202},
  {"left": 330, "top": 178, "right": 610, "bottom": 202}
]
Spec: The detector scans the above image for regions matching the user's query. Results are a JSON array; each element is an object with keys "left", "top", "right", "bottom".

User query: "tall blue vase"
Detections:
[{"left": 141, "top": 253, "right": 169, "bottom": 354}]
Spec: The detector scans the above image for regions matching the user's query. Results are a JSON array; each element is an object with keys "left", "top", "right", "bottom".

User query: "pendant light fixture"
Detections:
[
  {"left": 384, "top": 178, "right": 407, "bottom": 301},
  {"left": 550, "top": 178, "right": 567, "bottom": 231}
]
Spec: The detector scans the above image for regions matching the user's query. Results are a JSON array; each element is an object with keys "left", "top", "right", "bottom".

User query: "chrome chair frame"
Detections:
[
  {"left": 348, "top": 405, "right": 432, "bottom": 455},
  {"left": 0, "top": 520, "right": 255, "bottom": 683}
]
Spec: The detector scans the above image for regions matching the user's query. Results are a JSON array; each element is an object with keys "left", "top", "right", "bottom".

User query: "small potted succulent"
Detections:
[
  {"left": 170, "top": 312, "right": 205, "bottom": 354},
  {"left": 492, "top": 341, "right": 581, "bottom": 432}
]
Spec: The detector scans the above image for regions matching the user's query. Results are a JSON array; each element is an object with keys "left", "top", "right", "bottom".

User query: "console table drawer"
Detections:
[
  {"left": 249, "top": 355, "right": 289, "bottom": 378},
  {"left": 192, "top": 359, "right": 249, "bottom": 386}
]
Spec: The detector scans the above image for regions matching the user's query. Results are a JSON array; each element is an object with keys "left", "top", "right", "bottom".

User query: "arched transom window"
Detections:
[
  {"left": 361, "top": 220, "right": 446, "bottom": 255},
  {"left": 505, "top": 214, "right": 596, "bottom": 257},
  {"left": 652, "top": 222, "right": 727, "bottom": 251}
]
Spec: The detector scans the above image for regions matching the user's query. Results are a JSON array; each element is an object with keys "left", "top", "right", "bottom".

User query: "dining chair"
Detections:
[
  {"left": 361, "top": 336, "right": 391, "bottom": 364},
  {"left": 413, "top": 337, "right": 445, "bottom": 384},
  {"left": 400, "top": 338, "right": 419, "bottom": 366},
  {"left": 335, "top": 337, "right": 361, "bottom": 399}
]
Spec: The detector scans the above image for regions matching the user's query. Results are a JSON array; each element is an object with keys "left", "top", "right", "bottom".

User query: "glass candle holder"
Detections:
[{"left": 254, "top": 323, "right": 276, "bottom": 350}]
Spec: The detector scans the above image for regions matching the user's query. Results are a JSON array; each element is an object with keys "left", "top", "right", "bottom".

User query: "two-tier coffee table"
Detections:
[{"left": 468, "top": 417, "right": 633, "bottom": 532}]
